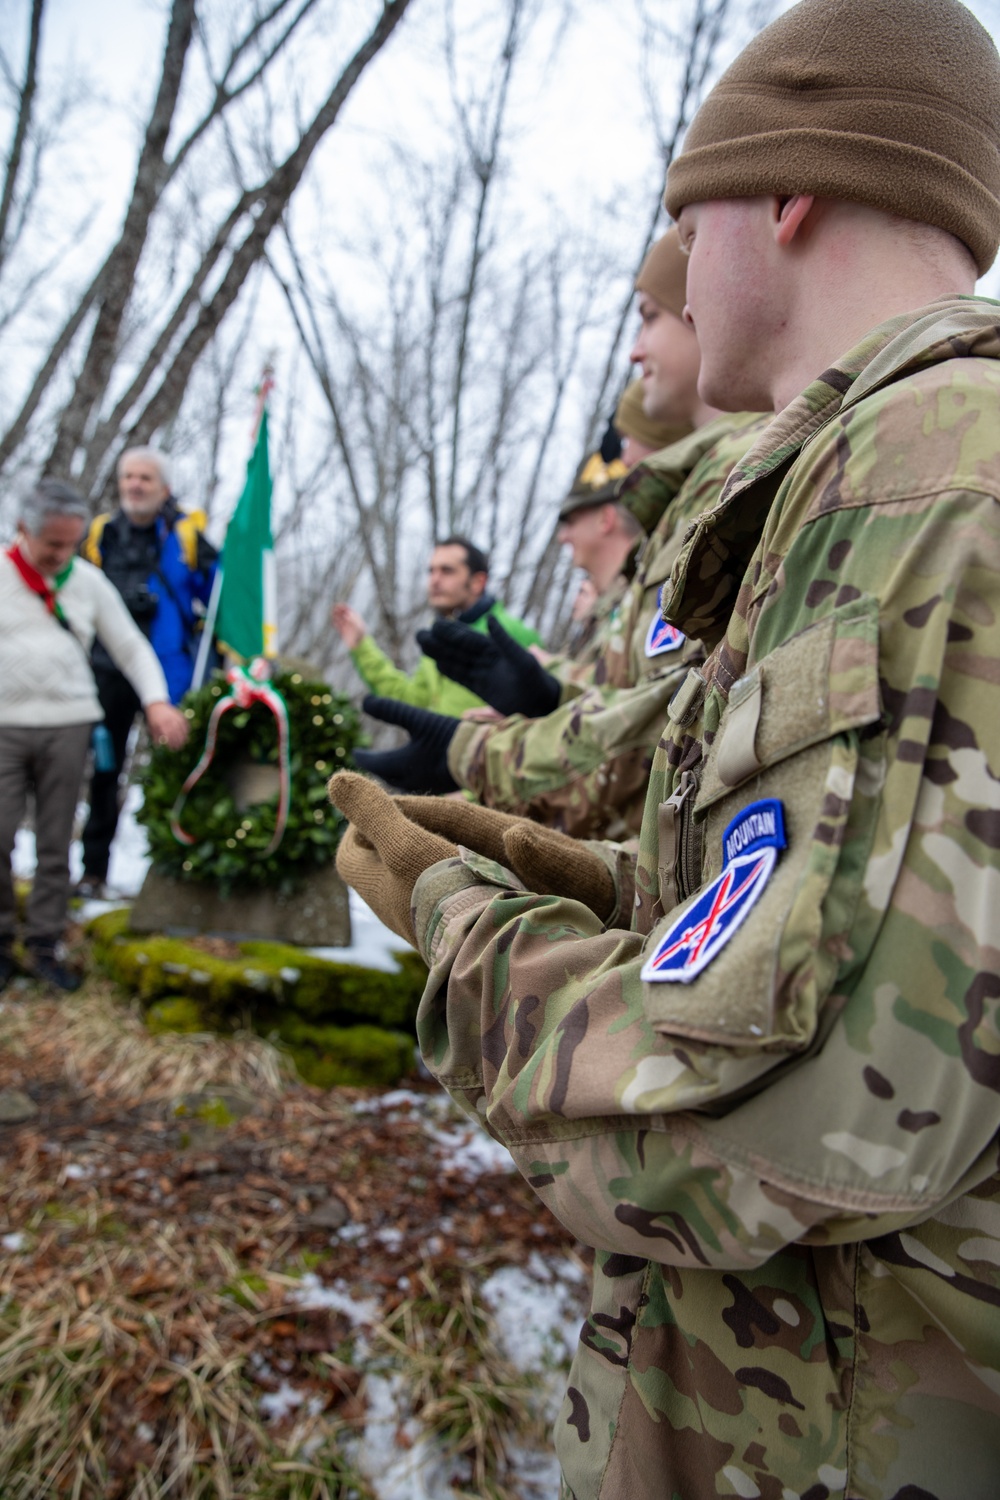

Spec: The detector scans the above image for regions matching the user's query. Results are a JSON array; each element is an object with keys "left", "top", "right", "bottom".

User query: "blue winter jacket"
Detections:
[{"left": 83, "top": 499, "right": 217, "bottom": 703}]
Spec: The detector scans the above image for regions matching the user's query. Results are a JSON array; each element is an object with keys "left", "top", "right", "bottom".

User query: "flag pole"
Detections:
[{"left": 191, "top": 566, "right": 223, "bottom": 690}]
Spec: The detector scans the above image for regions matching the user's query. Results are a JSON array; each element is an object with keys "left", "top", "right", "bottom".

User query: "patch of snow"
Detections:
[
  {"left": 62, "top": 1163, "right": 92, "bottom": 1181},
  {"left": 352, "top": 1371, "right": 472, "bottom": 1500},
  {"left": 480, "top": 1257, "right": 586, "bottom": 1373},
  {"left": 106, "top": 784, "right": 151, "bottom": 896},
  {"left": 1, "top": 1232, "right": 26, "bottom": 1251},
  {"left": 12, "top": 826, "right": 41, "bottom": 880},
  {"left": 259, "top": 1380, "right": 306, "bottom": 1422},
  {"left": 505, "top": 1444, "right": 564, "bottom": 1499},
  {"left": 288, "top": 1273, "right": 380, "bottom": 1327},
  {"left": 374, "top": 1226, "right": 404, "bottom": 1251},
  {"left": 425, "top": 1120, "right": 515, "bottom": 1179},
  {"left": 383, "top": 1088, "right": 436, "bottom": 1111},
  {"left": 335, "top": 1223, "right": 369, "bottom": 1245}
]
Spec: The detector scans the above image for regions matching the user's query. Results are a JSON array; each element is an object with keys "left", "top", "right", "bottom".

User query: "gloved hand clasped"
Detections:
[
  {"left": 417, "top": 615, "right": 561, "bottom": 719},
  {"left": 329, "top": 772, "right": 457, "bottom": 944},
  {"left": 353, "top": 696, "right": 459, "bottom": 793},
  {"left": 393, "top": 795, "right": 616, "bottom": 921}
]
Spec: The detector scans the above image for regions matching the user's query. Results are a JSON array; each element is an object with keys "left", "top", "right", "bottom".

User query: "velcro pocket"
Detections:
[
  {"left": 698, "top": 596, "right": 882, "bottom": 806},
  {"left": 642, "top": 596, "right": 883, "bottom": 1050}
]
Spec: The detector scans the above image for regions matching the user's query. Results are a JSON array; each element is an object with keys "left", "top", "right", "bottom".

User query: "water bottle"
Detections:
[{"left": 91, "top": 723, "right": 116, "bottom": 773}]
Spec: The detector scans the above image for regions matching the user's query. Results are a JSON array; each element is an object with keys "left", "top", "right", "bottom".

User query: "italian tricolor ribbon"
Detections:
[{"left": 170, "top": 660, "right": 291, "bottom": 856}]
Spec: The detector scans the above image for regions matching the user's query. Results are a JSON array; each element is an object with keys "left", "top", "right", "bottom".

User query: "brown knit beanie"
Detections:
[
  {"left": 665, "top": 0, "right": 1000, "bottom": 273},
  {"left": 615, "top": 379, "right": 692, "bottom": 452},
  {"left": 634, "top": 228, "right": 688, "bottom": 317}
]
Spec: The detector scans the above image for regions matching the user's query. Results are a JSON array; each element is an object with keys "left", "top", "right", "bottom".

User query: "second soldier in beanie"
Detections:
[{"left": 614, "top": 378, "right": 691, "bottom": 464}]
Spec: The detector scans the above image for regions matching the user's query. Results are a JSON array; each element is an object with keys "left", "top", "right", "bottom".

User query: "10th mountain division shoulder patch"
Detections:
[{"left": 641, "top": 798, "right": 787, "bottom": 984}]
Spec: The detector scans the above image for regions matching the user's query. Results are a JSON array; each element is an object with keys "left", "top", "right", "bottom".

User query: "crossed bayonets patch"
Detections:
[{"left": 641, "top": 798, "right": 787, "bottom": 984}]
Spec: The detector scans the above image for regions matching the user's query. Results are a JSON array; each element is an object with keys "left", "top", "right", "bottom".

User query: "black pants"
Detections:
[{"left": 80, "top": 668, "right": 141, "bottom": 881}]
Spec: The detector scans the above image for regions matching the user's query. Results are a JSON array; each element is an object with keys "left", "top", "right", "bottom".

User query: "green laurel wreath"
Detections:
[{"left": 136, "top": 668, "right": 364, "bottom": 895}]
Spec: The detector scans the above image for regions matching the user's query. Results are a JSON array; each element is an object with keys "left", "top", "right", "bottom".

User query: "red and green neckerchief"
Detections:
[
  {"left": 170, "top": 660, "right": 292, "bottom": 857},
  {"left": 6, "top": 541, "right": 74, "bottom": 624}
]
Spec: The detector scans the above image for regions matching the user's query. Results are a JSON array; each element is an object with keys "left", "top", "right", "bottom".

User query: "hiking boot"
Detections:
[
  {"left": 0, "top": 943, "right": 16, "bottom": 993},
  {"left": 26, "top": 942, "right": 82, "bottom": 994},
  {"left": 73, "top": 876, "right": 106, "bottom": 901}
]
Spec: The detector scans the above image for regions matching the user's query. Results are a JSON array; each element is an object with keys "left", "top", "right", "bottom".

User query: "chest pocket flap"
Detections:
[
  {"left": 699, "top": 595, "right": 882, "bottom": 806},
  {"left": 642, "top": 594, "right": 884, "bottom": 1052}
]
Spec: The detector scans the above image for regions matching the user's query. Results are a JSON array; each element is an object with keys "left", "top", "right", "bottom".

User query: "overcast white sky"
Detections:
[{"left": 5, "top": 0, "right": 1000, "bottom": 539}]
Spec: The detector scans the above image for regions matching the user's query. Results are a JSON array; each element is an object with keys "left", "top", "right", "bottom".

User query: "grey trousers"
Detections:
[{"left": 0, "top": 722, "right": 92, "bottom": 944}]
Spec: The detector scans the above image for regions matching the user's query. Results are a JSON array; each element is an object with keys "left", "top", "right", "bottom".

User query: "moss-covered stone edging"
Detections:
[{"left": 87, "top": 910, "right": 427, "bottom": 1089}]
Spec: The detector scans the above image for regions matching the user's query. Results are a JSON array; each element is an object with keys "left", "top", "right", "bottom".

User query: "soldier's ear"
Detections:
[{"left": 774, "top": 194, "right": 815, "bottom": 247}]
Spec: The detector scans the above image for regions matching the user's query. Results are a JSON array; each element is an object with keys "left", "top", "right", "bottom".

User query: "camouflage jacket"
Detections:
[
  {"left": 447, "top": 416, "right": 764, "bottom": 838},
  {"left": 412, "top": 299, "right": 1000, "bottom": 1499},
  {"left": 558, "top": 563, "right": 635, "bottom": 680}
]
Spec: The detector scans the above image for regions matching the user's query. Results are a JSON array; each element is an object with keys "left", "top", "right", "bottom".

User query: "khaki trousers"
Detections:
[{"left": 0, "top": 722, "right": 92, "bottom": 944}]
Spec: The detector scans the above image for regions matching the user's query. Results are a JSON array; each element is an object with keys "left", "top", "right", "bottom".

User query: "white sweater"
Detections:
[{"left": 0, "top": 551, "right": 169, "bottom": 728}]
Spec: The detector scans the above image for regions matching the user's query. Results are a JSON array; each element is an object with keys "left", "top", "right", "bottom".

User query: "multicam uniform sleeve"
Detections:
[
  {"left": 412, "top": 383, "right": 1000, "bottom": 1272},
  {"left": 444, "top": 670, "right": 690, "bottom": 838}
]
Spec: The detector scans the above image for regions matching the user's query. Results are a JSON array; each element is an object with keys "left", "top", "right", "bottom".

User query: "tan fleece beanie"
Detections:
[
  {"left": 665, "top": 0, "right": 1000, "bottom": 273},
  {"left": 634, "top": 228, "right": 688, "bottom": 317},
  {"left": 615, "top": 379, "right": 692, "bottom": 452}
]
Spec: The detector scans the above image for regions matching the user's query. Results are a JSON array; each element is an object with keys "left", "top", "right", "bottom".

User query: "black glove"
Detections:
[
  {"left": 416, "top": 615, "right": 560, "bottom": 718},
  {"left": 353, "top": 696, "right": 459, "bottom": 793}
]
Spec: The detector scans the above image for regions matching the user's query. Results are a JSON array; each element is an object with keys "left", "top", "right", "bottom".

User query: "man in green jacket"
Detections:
[
  {"left": 350, "top": 232, "right": 765, "bottom": 831},
  {"left": 330, "top": 0, "right": 1000, "bottom": 1494},
  {"left": 330, "top": 535, "right": 540, "bottom": 717}
]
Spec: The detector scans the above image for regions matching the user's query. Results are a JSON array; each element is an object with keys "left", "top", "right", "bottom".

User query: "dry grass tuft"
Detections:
[
  {"left": 0, "top": 1242, "right": 373, "bottom": 1499},
  {"left": 49, "top": 987, "right": 290, "bottom": 1102},
  {"left": 371, "top": 1266, "right": 543, "bottom": 1500},
  {"left": 0, "top": 975, "right": 582, "bottom": 1498}
]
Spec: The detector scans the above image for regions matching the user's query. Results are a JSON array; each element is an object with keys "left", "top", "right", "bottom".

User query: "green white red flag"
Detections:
[{"left": 215, "top": 383, "right": 277, "bottom": 660}]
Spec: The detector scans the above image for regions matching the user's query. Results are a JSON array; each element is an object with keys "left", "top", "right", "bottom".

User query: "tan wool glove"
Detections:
[
  {"left": 395, "top": 795, "right": 615, "bottom": 921},
  {"left": 329, "top": 773, "right": 456, "bottom": 945},
  {"left": 393, "top": 796, "right": 524, "bottom": 864}
]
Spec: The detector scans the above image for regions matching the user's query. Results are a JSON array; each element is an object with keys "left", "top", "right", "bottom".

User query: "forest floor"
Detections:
[{"left": 0, "top": 928, "right": 588, "bottom": 1500}]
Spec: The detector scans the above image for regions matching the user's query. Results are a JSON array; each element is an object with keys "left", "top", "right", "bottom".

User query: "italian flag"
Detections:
[{"left": 216, "top": 402, "right": 277, "bottom": 660}]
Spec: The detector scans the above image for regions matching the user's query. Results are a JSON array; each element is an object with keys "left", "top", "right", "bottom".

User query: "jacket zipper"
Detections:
[{"left": 672, "top": 769, "right": 703, "bottom": 905}]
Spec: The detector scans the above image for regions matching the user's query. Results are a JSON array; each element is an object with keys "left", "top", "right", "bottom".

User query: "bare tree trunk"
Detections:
[
  {"left": 113, "top": 2, "right": 414, "bottom": 459},
  {"left": 0, "top": 0, "right": 384, "bottom": 490},
  {"left": 443, "top": 0, "right": 525, "bottom": 527},
  {"left": 46, "top": 0, "right": 198, "bottom": 475},
  {"left": 0, "top": 0, "right": 45, "bottom": 274}
]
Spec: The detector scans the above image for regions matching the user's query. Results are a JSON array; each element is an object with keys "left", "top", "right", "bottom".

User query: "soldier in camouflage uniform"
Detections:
[
  {"left": 556, "top": 379, "right": 692, "bottom": 675},
  {"left": 331, "top": 0, "right": 1000, "bottom": 1495},
  {"left": 360, "top": 232, "right": 765, "bottom": 836},
  {"left": 446, "top": 414, "right": 763, "bottom": 836},
  {"left": 553, "top": 449, "right": 638, "bottom": 675}
]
